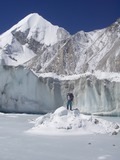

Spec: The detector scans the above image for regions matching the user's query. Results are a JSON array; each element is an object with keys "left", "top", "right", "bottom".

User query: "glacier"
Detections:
[
  {"left": 0, "top": 13, "right": 120, "bottom": 116},
  {"left": 0, "top": 65, "right": 120, "bottom": 116},
  {"left": 0, "top": 66, "right": 63, "bottom": 113}
]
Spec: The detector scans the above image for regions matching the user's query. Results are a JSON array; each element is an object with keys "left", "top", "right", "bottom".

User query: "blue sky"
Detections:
[{"left": 0, "top": 0, "right": 120, "bottom": 34}]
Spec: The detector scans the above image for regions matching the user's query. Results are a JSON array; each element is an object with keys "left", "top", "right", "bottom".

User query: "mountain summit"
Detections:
[{"left": 0, "top": 13, "right": 70, "bottom": 66}]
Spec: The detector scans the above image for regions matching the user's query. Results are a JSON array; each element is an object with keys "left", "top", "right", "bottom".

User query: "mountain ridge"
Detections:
[{"left": 0, "top": 13, "right": 120, "bottom": 75}]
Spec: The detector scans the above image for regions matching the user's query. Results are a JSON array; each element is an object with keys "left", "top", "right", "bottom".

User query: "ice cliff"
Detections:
[
  {"left": 0, "top": 66, "right": 63, "bottom": 113},
  {"left": 0, "top": 65, "right": 120, "bottom": 116},
  {"left": 0, "top": 13, "right": 120, "bottom": 115}
]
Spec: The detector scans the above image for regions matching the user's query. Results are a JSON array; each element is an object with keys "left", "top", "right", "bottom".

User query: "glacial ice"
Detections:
[{"left": 0, "top": 65, "right": 120, "bottom": 116}]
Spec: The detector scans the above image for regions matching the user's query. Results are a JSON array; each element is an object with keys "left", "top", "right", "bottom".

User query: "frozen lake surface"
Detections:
[{"left": 0, "top": 112, "right": 120, "bottom": 160}]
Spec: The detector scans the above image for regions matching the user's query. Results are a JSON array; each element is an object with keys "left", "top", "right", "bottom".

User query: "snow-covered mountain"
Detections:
[
  {"left": 0, "top": 13, "right": 120, "bottom": 74},
  {"left": 0, "top": 13, "right": 70, "bottom": 66},
  {"left": 0, "top": 13, "right": 120, "bottom": 115},
  {"left": 26, "top": 18, "right": 120, "bottom": 74}
]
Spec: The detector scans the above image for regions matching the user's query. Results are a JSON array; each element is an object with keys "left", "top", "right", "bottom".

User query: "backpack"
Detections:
[{"left": 68, "top": 93, "right": 74, "bottom": 101}]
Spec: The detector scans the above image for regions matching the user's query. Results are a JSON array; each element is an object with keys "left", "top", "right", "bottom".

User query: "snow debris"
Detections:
[{"left": 27, "top": 107, "right": 120, "bottom": 135}]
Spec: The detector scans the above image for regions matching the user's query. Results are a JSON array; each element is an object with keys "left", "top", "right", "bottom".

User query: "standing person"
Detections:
[{"left": 67, "top": 93, "right": 74, "bottom": 110}]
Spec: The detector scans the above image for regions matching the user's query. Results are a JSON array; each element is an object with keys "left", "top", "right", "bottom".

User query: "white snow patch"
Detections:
[
  {"left": 98, "top": 155, "right": 111, "bottom": 160},
  {"left": 33, "top": 70, "right": 120, "bottom": 82},
  {"left": 27, "top": 107, "right": 120, "bottom": 135}
]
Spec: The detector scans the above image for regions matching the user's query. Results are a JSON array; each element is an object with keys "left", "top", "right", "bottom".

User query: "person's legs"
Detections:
[
  {"left": 67, "top": 100, "right": 72, "bottom": 110},
  {"left": 67, "top": 100, "right": 71, "bottom": 110},
  {"left": 70, "top": 101, "right": 72, "bottom": 110},
  {"left": 67, "top": 101, "right": 69, "bottom": 110}
]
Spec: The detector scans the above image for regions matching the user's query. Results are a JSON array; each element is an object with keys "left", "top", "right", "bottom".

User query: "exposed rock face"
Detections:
[{"left": 26, "top": 19, "right": 120, "bottom": 75}]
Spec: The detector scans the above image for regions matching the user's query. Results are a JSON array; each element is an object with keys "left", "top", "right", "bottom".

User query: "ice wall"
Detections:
[
  {"left": 0, "top": 66, "right": 63, "bottom": 113},
  {"left": 72, "top": 75, "right": 120, "bottom": 116},
  {"left": 0, "top": 66, "right": 120, "bottom": 116},
  {"left": 55, "top": 75, "right": 120, "bottom": 116}
]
